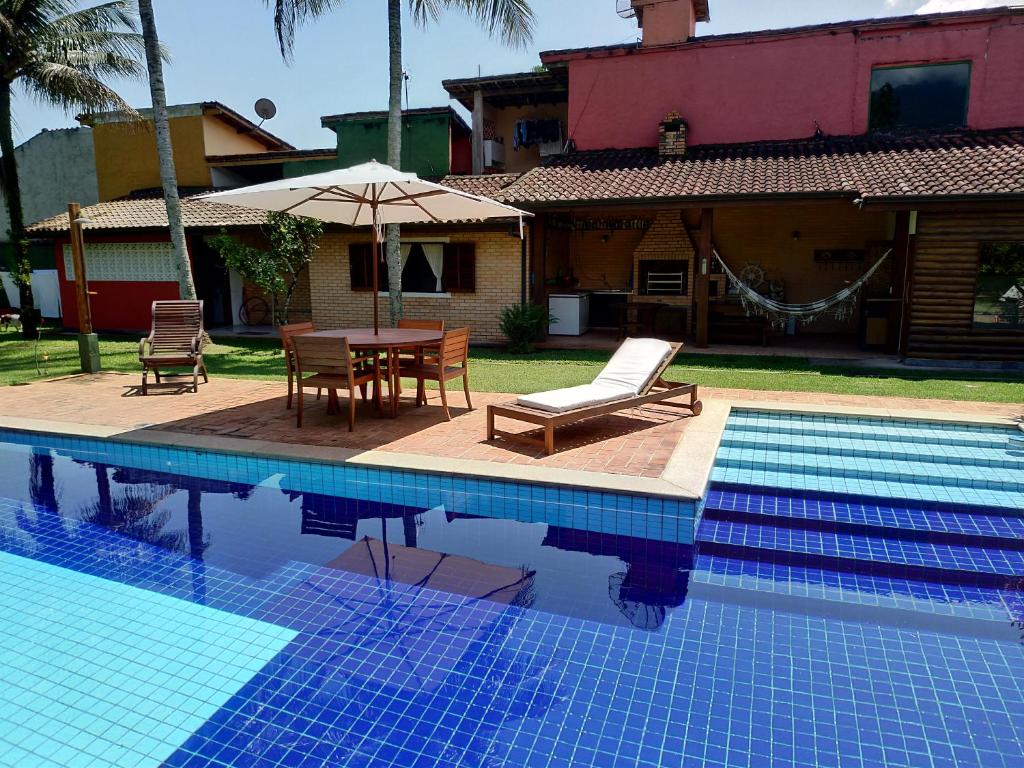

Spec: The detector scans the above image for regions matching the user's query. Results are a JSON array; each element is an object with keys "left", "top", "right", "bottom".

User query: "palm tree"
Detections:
[
  {"left": 0, "top": 0, "right": 150, "bottom": 339},
  {"left": 137, "top": 0, "right": 195, "bottom": 301},
  {"left": 267, "top": 0, "right": 534, "bottom": 325}
]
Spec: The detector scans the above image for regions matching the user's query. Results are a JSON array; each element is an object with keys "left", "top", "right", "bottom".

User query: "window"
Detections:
[
  {"left": 869, "top": 62, "right": 970, "bottom": 132},
  {"left": 349, "top": 242, "right": 475, "bottom": 294},
  {"left": 442, "top": 243, "right": 475, "bottom": 293},
  {"left": 973, "top": 243, "right": 1024, "bottom": 330}
]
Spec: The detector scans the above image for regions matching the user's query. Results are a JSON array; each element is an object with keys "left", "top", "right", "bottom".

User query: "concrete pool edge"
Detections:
[
  {"left": 0, "top": 415, "right": 700, "bottom": 502},
  {"left": 1, "top": 401, "right": 1014, "bottom": 508}
]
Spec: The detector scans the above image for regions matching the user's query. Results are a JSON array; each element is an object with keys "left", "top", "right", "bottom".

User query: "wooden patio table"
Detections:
[{"left": 306, "top": 328, "right": 444, "bottom": 418}]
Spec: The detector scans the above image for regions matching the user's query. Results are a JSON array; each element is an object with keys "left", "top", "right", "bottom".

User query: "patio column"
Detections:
[
  {"left": 893, "top": 210, "right": 917, "bottom": 357},
  {"left": 472, "top": 89, "right": 484, "bottom": 175},
  {"left": 695, "top": 207, "right": 713, "bottom": 348}
]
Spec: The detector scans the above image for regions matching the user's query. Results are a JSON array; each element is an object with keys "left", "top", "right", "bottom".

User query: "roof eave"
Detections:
[
  {"left": 540, "top": 6, "right": 1023, "bottom": 64},
  {"left": 503, "top": 191, "right": 860, "bottom": 209}
]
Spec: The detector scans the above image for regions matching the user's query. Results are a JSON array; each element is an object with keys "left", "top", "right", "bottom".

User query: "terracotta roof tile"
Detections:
[
  {"left": 439, "top": 173, "right": 522, "bottom": 199},
  {"left": 28, "top": 191, "right": 268, "bottom": 233},
  {"left": 496, "top": 129, "right": 1024, "bottom": 205}
]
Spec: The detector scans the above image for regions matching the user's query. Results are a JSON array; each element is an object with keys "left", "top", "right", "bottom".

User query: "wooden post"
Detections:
[
  {"left": 472, "top": 89, "right": 484, "bottom": 175},
  {"left": 371, "top": 207, "right": 380, "bottom": 336},
  {"left": 68, "top": 202, "right": 100, "bottom": 372},
  {"left": 695, "top": 207, "right": 713, "bottom": 348},
  {"left": 895, "top": 210, "right": 917, "bottom": 358},
  {"left": 68, "top": 202, "right": 93, "bottom": 334},
  {"left": 531, "top": 214, "right": 546, "bottom": 305}
]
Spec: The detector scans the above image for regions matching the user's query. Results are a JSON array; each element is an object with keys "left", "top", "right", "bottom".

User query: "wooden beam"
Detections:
[
  {"left": 531, "top": 214, "right": 547, "bottom": 304},
  {"left": 472, "top": 89, "right": 484, "bottom": 175},
  {"left": 890, "top": 211, "right": 911, "bottom": 355},
  {"left": 67, "top": 202, "right": 93, "bottom": 335},
  {"left": 897, "top": 210, "right": 918, "bottom": 359},
  {"left": 695, "top": 207, "right": 713, "bottom": 348}
]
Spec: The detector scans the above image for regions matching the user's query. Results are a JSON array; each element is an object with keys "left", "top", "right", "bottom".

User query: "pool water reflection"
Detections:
[{"left": 2, "top": 432, "right": 1023, "bottom": 768}]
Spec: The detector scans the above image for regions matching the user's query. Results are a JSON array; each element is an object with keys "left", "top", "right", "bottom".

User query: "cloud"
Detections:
[{"left": 914, "top": 0, "right": 1007, "bottom": 13}]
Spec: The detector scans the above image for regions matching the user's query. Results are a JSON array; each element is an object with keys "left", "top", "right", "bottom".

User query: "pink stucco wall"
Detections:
[{"left": 547, "top": 13, "right": 1024, "bottom": 150}]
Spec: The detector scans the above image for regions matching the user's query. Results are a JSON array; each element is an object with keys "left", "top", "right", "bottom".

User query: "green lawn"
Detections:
[{"left": 2, "top": 328, "right": 1022, "bottom": 403}]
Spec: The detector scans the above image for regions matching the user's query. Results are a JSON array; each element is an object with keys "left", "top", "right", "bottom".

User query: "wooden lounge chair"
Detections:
[
  {"left": 279, "top": 321, "right": 320, "bottom": 409},
  {"left": 394, "top": 326, "right": 472, "bottom": 421},
  {"left": 292, "top": 334, "right": 381, "bottom": 431},
  {"left": 487, "top": 338, "right": 702, "bottom": 455},
  {"left": 138, "top": 300, "right": 207, "bottom": 394}
]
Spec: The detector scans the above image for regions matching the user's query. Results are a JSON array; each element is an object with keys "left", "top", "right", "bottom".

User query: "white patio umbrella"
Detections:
[{"left": 197, "top": 161, "right": 532, "bottom": 333}]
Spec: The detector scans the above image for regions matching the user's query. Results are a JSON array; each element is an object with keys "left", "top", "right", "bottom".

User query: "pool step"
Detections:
[
  {"left": 718, "top": 432, "right": 1024, "bottom": 470},
  {"left": 696, "top": 516, "right": 1024, "bottom": 578},
  {"left": 706, "top": 488, "right": 1024, "bottom": 542},
  {"left": 691, "top": 552, "right": 1018, "bottom": 624},
  {"left": 724, "top": 413, "right": 1014, "bottom": 448},
  {"left": 710, "top": 466, "right": 1024, "bottom": 510},
  {"left": 713, "top": 448, "right": 1024, "bottom": 494}
]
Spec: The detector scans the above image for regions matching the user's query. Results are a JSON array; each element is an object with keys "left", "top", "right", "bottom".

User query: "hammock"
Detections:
[{"left": 714, "top": 247, "right": 892, "bottom": 324}]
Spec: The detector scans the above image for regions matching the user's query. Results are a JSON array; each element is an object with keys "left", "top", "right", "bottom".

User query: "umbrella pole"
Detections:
[{"left": 371, "top": 209, "right": 380, "bottom": 335}]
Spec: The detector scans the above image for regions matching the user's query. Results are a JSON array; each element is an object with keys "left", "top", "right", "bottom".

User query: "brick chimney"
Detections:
[
  {"left": 631, "top": 0, "right": 710, "bottom": 47},
  {"left": 658, "top": 112, "right": 688, "bottom": 157}
]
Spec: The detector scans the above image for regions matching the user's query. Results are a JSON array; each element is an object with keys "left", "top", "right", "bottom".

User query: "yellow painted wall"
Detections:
[
  {"left": 202, "top": 115, "right": 275, "bottom": 156},
  {"left": 482, "top": 103, "right": 569, "bottom": 173},
  {"left": 92, "top": 115, "right": 211, "bottom": 201},
  {"left": 92, "top": 112, "right": 275, "bottom": 202}
]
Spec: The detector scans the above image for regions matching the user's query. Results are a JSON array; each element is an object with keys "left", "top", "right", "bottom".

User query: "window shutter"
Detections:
[
  {"left": 442, "top": 243, "right": 476, "bottom": 293},
  {"left": 349, "top": 243, "right": 388, "bottom": 292}
]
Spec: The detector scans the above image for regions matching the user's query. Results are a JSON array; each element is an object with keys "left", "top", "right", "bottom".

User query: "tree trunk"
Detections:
[
  {"left": 0, "top": 81, "right": 39, "bottom": 339},
  {"left": 385, "top": 0, "right": 403, "bottom": 325},
  {"left": 138, "top": 0, "right": 197, "bottom": 302}
]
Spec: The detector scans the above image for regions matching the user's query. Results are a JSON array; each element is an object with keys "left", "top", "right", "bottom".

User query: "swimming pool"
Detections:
[{"left": 1, "top": 412, "right": 1022, "bottom": 767}]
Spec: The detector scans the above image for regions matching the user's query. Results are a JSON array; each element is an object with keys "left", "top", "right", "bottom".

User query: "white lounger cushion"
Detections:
[
  {"left": 516, "top": 383, "right": 635, "bottom": 414},
  {"left": 592, "top": 338, "right": 674, "bottom": 395}
]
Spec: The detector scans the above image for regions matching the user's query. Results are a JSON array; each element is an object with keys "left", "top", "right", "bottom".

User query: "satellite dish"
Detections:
[
  {"left": 616, "top": 0, "right": 636, "bottom": 19},
  {"left": 254, "top": 98, "right": 277, "bottom": 122}
]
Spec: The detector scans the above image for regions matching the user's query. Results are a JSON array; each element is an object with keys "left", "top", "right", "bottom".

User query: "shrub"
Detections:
[{"left": 500, "top": 302, "right": 551, "bottom": 354}]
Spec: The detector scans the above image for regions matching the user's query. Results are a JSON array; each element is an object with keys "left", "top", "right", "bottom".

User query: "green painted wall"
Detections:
[
  {"left": 325, "top": 112, "right": 451, "bottom": 178},
  {"left": 283, "top": 157, "right": 341, "bottom": 178}
]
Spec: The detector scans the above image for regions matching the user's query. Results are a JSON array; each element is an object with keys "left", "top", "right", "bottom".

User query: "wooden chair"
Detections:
[
  {"left": 396, "top": 326, "right": 471, "bottom": 421},
  {"left": 292, "top": 335, "right": 380, "bottom": 431},
  {"left": 138, "top": 300, "right": 207, "bottom": 394},
  {"left": 392, "top": 318, "right": 444, "bottom": 396},
  {"left": 279, "top": 322, "right": 319, "bottom": 409}
]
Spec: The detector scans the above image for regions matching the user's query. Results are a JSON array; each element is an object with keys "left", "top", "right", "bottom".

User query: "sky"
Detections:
[{"left": 11, "top": 0, "right": 1009, "bottom": 149}]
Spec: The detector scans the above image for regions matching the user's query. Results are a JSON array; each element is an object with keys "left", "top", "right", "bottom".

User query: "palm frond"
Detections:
[
  {"left": 51, "top": 0, "right": 139, "bottom": 34},
  {"left": 20, "top": 60, "right": 137, "bottom": 115},
  {"left": 410, "top": 0, "right": 535, "bottom": 48},
  {"left": 264, "top": 0, "right": 344, "bottom": 61}
]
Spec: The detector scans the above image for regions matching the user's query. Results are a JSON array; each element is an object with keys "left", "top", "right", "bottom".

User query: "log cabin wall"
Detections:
[{"left": 907, "top": 209, "right": 1024, "bottom": 362}]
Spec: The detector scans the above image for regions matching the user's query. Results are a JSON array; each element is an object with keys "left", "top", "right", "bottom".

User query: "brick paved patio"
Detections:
[{"left": 0, "top": 372, "right": 1018, "bottom": 479}]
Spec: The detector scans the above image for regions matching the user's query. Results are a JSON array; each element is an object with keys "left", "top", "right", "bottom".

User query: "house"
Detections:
[
  {"left": 428, "top": 0, "right": 1024, "bottom": 363},
  {"left": 27, "top": 104, "right": 518, "bottom": 341},
  {"left": 26, "top": 2, "right": 1024, "bottom": 362},
  {"left": 27, "top": 102, "right": 305, "bottom": 331},
  {"left": 321, "top": 107, "right": 472, "bottom": 178},
  {"left": 0, "top": 127, "right": 99, "bottom": 317}
]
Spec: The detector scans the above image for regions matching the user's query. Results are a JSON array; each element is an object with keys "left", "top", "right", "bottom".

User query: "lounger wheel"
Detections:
[{"left": 690, "top": 400, "right": 703, "bottom": 416}]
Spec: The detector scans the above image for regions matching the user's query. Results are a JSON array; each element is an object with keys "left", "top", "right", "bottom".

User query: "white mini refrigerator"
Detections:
[{"left": 548, "top": 293, "right": 590, "bottom": 336}]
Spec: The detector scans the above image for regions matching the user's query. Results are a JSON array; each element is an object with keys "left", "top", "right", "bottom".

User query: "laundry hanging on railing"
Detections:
[
  {"left": 714, "top": 247, "right": 893, "bottom": 327},
  {"left": 513, "top": 119, "right": 562, "bottom": 152}
]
